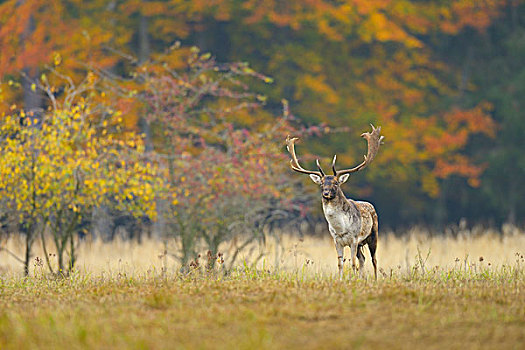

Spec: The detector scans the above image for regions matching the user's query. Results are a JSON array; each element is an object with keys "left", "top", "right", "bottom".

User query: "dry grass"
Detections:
[
  {"left": 1, "top": 226, "right": 524, "bottom": 349},
  {"left": 1, "top": 225, "right": 524, "bottom": 275}
]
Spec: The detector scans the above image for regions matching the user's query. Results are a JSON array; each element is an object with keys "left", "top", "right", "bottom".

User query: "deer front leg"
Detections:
[{"left": 336, "top": 243, "right": 344, "bottom": 281}]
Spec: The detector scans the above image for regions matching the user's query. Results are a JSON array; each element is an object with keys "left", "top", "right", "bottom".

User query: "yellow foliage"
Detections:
[
  {"left": 0, "top": 95, "right": 167, "bottom": 226},
  {"left": 297, "top": 74, "right": 339, "bottom": 105}
]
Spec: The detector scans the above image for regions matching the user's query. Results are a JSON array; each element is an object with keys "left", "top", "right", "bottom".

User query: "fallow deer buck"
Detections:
[{"left": 286, "top": 125, "right": 384, "bottom": 280}]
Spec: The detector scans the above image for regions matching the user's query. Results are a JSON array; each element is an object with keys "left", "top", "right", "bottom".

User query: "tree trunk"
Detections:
[
  {"left": 22, "top": 68, "right": 43, "bottom": 117},
  {"left": 507, "top": 176, "right": 517, "bottom": 225},
  {"left": 17, "top": 0, "right": 43, "bottom": 117},
  {"left": 69, "top": 230, "right": 76, "bottom": 272},
  {"left": 23, "top": 230, "right": 32, "bottom": 276},
  {"left": 434, "top": 180, "right": 448, "bottom": 230},
  {"left": 138, "top": 10, "right": 150, "bottom": 64},
  {"left": 57, "top": 243, "right": 64, "bottom": 273}
]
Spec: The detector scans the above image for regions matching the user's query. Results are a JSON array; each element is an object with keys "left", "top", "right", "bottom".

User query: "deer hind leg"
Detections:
[
  {"left": 368, "top": 217, "right": 378, "bottom": 281},
  {"left": 357, "top": 245, "right": 366, "bottom": 278}
]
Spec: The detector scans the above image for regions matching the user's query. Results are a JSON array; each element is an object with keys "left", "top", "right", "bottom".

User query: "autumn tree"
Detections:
[
  {"left": 182, "top": 0, "right": 505, "bottom": 225},
  {"left": 121, "top": 46, "right": 309, "bottom": 266},
  {"left": 0, "top": 0, "right": 520, "bottom": 229},
  {"left": 435, "top": 0, "right": 525, "bottom": 224},
  {"left": 0, "top": 70, "right": 166, "bottom": 274}
]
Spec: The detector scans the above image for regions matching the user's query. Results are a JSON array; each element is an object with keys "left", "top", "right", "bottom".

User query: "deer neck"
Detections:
[{"left": 322, "top": 188, "right": 357, "bottom": 212}]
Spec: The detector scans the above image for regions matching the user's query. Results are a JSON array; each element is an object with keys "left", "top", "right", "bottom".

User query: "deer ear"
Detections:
[
  {"left": 338, "top": 174, "right": 350, "bottom": 184},
  {"left": 309, "top": 174, "right": 322, "bottom": 185}
]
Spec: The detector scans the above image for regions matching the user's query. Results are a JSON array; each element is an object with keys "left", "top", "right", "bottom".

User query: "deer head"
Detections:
[{"left": 286, "top": 125, "right": 384, "bottom": 200}]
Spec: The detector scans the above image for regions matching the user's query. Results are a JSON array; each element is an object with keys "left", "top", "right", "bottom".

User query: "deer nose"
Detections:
[{"left": 323, "top": 190, "right": 330, "bottom": 197}]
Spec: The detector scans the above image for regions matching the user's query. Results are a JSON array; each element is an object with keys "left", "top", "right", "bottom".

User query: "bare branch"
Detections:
[{"left": 0, "top": 246, "right": 25, "bottom": 264}]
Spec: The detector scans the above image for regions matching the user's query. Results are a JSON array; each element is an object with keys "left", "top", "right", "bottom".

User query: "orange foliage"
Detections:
[
  {"left": 440, "top": 0, "right": 506, "bottom": 34},
  {"left": 0, "top": 0, "right": 507, "bottom": 199},
  {"left": 444, "top": 103, "right": 496, "bottom": 137}
]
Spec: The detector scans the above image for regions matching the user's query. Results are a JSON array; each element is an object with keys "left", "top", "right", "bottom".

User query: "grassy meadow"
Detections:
[{"left": 1, "top": 226, "right": 524, "bottom": 349}]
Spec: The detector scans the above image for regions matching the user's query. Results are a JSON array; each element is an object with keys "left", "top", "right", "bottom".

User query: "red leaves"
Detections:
[
  {"left": 444, "top": 103, "right": 496, "bottom": 137},
  {"left": 128, "top": 47, "right": 297, "bottom": 213},
  {"left": 434, "top": 155, "right": 486, "bottom": 185},
  {"left": 440, "top": 0, "right": 505, "bottom": 34}
]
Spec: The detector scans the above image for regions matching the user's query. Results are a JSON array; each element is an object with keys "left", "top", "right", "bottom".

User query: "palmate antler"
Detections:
[
  {"left": 286, "top": 125, "right": 384, "bottom": 178},
  {"left": 285, "top": 135, "right": 325, "bottom": 177},
  {"left": 333, "top": 124, "right": 384, "bottom": 176}
]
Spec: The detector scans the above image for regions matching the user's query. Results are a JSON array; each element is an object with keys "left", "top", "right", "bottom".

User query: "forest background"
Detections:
[{"left": 0, "top": 0, "right": 524, "bottom": 274}]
